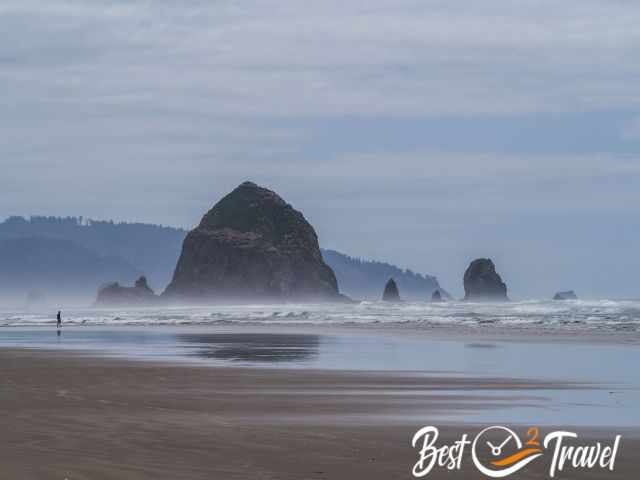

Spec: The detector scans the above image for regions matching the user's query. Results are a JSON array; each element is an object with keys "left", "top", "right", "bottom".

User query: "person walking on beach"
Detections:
[{"left": 57, "top": 310, "right": 62, "bottom": 329}]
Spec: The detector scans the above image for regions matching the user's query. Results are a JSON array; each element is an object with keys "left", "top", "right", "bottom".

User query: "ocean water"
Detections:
[
  {"left": 2, "top": 299, "right": 640, "bottom": 333},
  {"left": 0, "top": 301, "right": 639, "bottom": 427}
]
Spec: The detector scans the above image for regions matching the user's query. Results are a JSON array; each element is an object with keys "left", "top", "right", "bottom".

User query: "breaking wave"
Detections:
[{"left": 2, "top": 299, "right": 640, "bottom": 333}]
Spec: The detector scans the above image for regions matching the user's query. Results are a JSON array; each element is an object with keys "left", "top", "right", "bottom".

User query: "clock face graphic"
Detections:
[{"left": 472, "top": 426, "right": 544, "bottom": 478}]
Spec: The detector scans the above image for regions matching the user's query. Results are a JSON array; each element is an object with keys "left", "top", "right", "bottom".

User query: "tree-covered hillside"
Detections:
[
  {"left": 0, "top": 216, "right": 444, "bottom": 304},
  {"left": 0, "top": 236, "right": 140, "bottom": 301},
  {"left": 0, "top": 216, "right": 187, "bottom": 291},
  {"left": 321, "top": 249, "right": 442, "bottom": 300}
]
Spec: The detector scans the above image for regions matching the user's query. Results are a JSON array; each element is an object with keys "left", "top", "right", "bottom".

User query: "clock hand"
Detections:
[
  {"left": 498, "top": 434, "right": 513, "bottom": 450},
  {"left": 487, "top": 441, "right": 502, "bottom": 456}
]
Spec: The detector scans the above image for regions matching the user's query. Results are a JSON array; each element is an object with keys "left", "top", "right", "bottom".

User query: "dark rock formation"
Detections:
[
  {"left": 382, "top": 278, "right": 400, "bottom": 301},
  {"left": 553, "top": 290, "right": 578, "bottom": 300},
  {"left": 163, "top": 181, "right": 345, "bottom": 302},
  {"left": 431, "top": 289, "right": 443, "bottom": 302},
  {"left": 463, "top": 258, "right": 508, "bottom": 301},
  {"left": 96, "top": 276, "right": 157, "bottom": 306}
]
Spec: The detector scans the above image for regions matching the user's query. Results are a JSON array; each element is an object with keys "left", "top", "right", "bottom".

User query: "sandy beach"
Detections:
[
  {"left": 4, "top": 0, "right": 640, "bottom": 477},
  {"left": 0, "top": 344, "right": 637, "bottom": 480}
]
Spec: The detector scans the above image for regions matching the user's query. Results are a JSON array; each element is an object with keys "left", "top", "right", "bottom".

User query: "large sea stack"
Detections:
[
  {"left": 463, "top": 258, "right": 508, "bottom": 301},
  {"left": 382, "top": 278, "right": 401, "bottom": 302},
  {"left": 163, "top": 181, "right": 344, "bottom": 302}
]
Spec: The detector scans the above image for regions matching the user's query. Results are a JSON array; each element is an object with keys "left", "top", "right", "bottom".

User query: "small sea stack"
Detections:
[
  {"left": 463, "top": 258, "right": 508, "bottom": 301},
  {"left": 431, "top": 289, "right": 444, "bottom": 302},
  {"left": 382, "top": 278, "right": 401, "bottom": 302},
  {"left": 96, "top": 276, "right": 157, "bottom": 306},
  {"left": 553, "top": 290, "right": 578, "bottom": 300}
]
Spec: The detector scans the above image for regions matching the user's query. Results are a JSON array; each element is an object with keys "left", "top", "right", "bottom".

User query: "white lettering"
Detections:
[{"left": 544, "top": 430, "right": 577, "bottom": 478}]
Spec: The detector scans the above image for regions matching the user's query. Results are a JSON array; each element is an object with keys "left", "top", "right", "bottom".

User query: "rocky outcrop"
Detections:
[
  {"left": 553, "top": 290, "right": 578, "bottom": 300},
  {"left": 463, "top": 258, "right": 508, "bottom": 301},
  {"left": 96, "top": 276, "right": 157, "bottom": 306},
  {"left": 382, "top": 278, "right": 400, "bottom": 301},
  {"left": 431, "top": 288, "right": 452, "bottom": 302},
  {"left": 163, "top": 181, "right": 345, "bottom": 302}
]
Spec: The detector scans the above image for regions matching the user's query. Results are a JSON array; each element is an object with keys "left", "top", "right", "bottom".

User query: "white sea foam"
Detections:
[{"left": 2, "top": 299, "right": 640, "bottom": 332}]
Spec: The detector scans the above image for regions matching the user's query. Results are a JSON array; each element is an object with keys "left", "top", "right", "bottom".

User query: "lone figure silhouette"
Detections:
[{"left": 57, "top": 310, "right": 62, "bottom": 329}]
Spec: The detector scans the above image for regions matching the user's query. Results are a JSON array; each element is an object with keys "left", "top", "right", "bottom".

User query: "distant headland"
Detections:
[{"left": 0, "top": 182, "right": 535, "bottom": 306}]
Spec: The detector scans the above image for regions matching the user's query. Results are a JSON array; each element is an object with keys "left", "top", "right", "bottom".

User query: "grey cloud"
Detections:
[
  {"left": 622, "top": 117, "right": 640, "bottom": 140},
  {"left": 2, "top": 0, "right": 640, "bottom": 116}
]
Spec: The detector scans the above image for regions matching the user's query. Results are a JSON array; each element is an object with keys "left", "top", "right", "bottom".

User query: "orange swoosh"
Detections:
[{"left": 491, "top": 448, "right": 543, "bottom": 467}]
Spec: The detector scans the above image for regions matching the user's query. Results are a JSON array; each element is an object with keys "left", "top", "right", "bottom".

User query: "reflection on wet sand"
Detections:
[{"left": 176, "top": 333, "right": 320, "bottom": 363}]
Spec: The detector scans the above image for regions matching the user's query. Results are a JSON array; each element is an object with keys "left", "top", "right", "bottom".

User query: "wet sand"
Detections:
[{"left": 0, "top": 348, "right": 637, "bottom": 479}]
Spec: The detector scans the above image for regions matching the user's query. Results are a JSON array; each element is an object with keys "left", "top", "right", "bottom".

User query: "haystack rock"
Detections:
[
  {"left": 163, "top": 181, "right": 345, "bottom": 302},
  {"left": 553, "top": 290, "right": 578, "bottom": 300},
  {"left": 96, "top": 276, "right": 157, "bottom": 306},
  {"left": 463, "top": 258, "right": 508, "bottom": 301},
  {"left": 382, "top": 278, "right": 400, "bottom": 301}
]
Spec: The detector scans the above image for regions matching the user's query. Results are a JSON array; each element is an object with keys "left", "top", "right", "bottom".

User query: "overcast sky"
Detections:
[{"left": 2, "top": 0, "right": 640, "bottom": 298}]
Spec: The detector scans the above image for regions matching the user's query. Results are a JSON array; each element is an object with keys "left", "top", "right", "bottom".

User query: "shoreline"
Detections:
[
  {"left": 2, "top": 319, "right": 640, "bottom": 346},
  {"left": 4, "top": 298, "right": 640, "bottom": 342}
]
